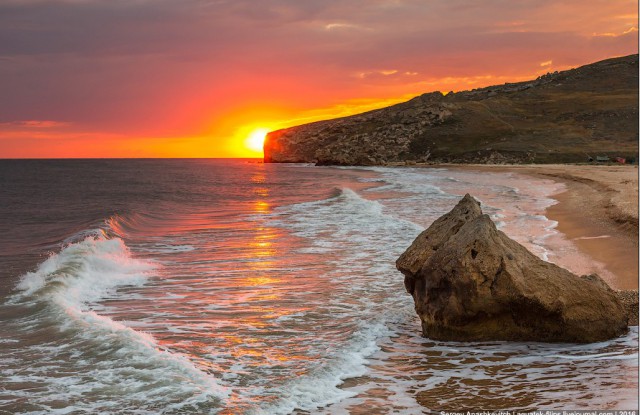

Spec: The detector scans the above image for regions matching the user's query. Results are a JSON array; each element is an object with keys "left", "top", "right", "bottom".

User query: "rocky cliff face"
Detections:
[
  {"left": 396, "top": 194, "right": 628, "bottom": 343},
  {"left": 264, "top": 92, "right": 453, "bottom": 165},
  {"left": 265, "top": 54, "right": 639, "bottom": 165}
]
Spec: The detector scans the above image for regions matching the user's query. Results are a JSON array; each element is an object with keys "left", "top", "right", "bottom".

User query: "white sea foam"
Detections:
[
  {"left": 573, "top": 235, "right": 612, "bottom": 241},
  {"left": 255, "top": 322, "right": 392, "bottom": 415},
  {"left": 258, "top": 187, "right": 423, "bottom": 413},
  {"left": 10, "top": 234, "right": 228, "bottom": 413},
  {"left": 3, "top": 161, "right": 637, "bottom": 415},
  {"left": 262, "top": 169, "right": 637, "bottom": 412},
  {"left": 16, "top": 235, "right": 152, "bottom": 302},
  {"left": 353, "top": 166, "right": 608, "bottom": 274}
]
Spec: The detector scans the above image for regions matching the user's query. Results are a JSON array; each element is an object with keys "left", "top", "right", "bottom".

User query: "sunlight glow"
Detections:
[{"left": 245, "top": 128, "right": 269, "bottom": 153}]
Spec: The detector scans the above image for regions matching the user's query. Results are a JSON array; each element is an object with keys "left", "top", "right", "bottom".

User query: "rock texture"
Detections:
[
  {"left": 396, "top": 194, "right": 629, "bottom": 343},
  {"left": 265, "top": 54, "right": 638, "bottom": 165},
  {"left": 616, "top": 290, "right": 639, "bottom": 326}
]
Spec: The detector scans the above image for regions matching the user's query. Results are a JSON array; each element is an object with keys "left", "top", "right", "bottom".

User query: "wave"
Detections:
[
  {"left": 258, "top": 187, "right": 422, "bottom": 412},
  {"left": 255, "top": 322, "right": 392, "bottom": 415},
  {"left": 262, "top": 181, "right": 638, "bottom": 412},
  {"left": 270, "top": 186, "right": 421, "bottom": 227},
  {"left": 10, "top": 232, "right": 228, "bottom": 413},
  {"left": 362, "top": 170, "right": 447, "bottom": 197},
  {"left": 16, "top": 231, "right": 151, "bottom": 302}
]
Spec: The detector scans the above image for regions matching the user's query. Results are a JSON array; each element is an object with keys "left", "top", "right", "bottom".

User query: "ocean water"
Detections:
[{"left": 0, "top": 159, "right": 637, "bottom": 414}]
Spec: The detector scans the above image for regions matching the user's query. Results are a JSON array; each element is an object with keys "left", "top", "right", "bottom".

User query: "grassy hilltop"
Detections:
[{"left": 265, "top": 54, "right": 638, "bottom": 165}]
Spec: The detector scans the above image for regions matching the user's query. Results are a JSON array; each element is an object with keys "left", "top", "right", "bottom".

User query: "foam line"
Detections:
[{"left": 13, "top": 234, "right": 229, "bottom": 410}]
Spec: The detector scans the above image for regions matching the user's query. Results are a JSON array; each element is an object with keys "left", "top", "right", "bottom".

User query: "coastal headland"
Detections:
[{"left": 264, "top": 54, "right": 638, "bottom": 166}]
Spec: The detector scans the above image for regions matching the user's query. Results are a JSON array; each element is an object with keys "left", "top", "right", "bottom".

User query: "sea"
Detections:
[{"left": 0, "top": 159, "right": 637, "bottom": 414}]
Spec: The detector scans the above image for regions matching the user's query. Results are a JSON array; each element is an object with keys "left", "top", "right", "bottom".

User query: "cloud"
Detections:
[
  {"left": 0, "top": 0, "right": 637, "bottom": 156},
  {"left": 324, "top": 22, "right": 363, "bottom": 30},
  {"left": 0, "top": 120, "right": 70, "bottom": 128},
  {"left": 592, "top": 26, "right": 638, "bottom": 37}
]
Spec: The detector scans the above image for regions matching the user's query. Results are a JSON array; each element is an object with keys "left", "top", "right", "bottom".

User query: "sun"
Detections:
[{"left": 245, "top": 128, "right": 269, "bottom": 153}]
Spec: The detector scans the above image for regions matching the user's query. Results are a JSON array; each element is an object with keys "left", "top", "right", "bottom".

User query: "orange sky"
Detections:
[{"left": 0, "top": 0, "right": 637, "bottom": 158}]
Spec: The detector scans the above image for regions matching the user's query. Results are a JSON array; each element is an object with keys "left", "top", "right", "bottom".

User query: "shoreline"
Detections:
[{"left": 439, "top": 164, "right": 638, "bottom": 290}]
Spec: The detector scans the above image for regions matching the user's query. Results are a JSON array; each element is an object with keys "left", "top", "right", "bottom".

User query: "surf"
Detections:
[{"left": 7, "top": 231, "right": 228, "bottom": 413}]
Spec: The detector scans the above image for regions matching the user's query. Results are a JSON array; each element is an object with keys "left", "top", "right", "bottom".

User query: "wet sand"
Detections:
[{"left": 446, "top": 164, "right": 639, "bottom": 290}]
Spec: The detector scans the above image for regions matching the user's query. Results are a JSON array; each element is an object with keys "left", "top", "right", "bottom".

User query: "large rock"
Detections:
[{"left": 397, "top": 194, "right": 629, "bottom": 343}]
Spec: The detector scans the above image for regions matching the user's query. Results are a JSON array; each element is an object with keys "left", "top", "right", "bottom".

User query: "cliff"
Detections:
[{"left": 264, "top": 54, "right": 639, "bottom": 165}]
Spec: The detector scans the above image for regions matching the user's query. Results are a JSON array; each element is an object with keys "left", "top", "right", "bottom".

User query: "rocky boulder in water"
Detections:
[{"left": 396, "top": 194, "right": 628, "bottom": 343}]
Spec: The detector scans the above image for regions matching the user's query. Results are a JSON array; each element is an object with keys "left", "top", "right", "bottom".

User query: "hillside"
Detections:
[{"left": 264, "top": 54, "right": 639, "bottom": 165}]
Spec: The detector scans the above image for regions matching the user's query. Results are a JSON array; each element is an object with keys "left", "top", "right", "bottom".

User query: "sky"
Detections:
[{"left": 0, "top": 0, "right": 637, "bottom": 158}]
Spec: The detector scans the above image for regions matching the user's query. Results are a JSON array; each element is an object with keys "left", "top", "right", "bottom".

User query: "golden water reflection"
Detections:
[
  {"left": 118, "top": 164, "right": 339, "bottom": 412},
  {"left": 253, "top": 201, "right": 270, "bottom": 214}
]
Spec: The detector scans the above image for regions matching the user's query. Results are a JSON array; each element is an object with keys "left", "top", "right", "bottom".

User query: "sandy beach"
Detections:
[{"left": 446, "top": 164, "right": 639, "bottom": 290}]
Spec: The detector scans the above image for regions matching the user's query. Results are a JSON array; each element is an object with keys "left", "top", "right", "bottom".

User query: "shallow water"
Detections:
[{"left": 0, "top": 159, "right": 637, "bottom": 414}]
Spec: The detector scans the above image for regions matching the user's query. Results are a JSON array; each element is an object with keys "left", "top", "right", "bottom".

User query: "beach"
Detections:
[
  {"left": 446, "top": 164, "right": 639, "bottom": 290},
  {"left": 1, "top": 160, "right": 637, "bottom": 413}
]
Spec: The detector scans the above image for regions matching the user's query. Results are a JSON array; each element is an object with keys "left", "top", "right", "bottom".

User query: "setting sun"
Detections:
[{"left": 245, "top": 128, "right": 269, "bottom": 154}]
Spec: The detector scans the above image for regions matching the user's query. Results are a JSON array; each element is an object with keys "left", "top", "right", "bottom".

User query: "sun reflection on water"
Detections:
[{"left": 95, "top": 162, "right": 356, "bottom": 413}]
